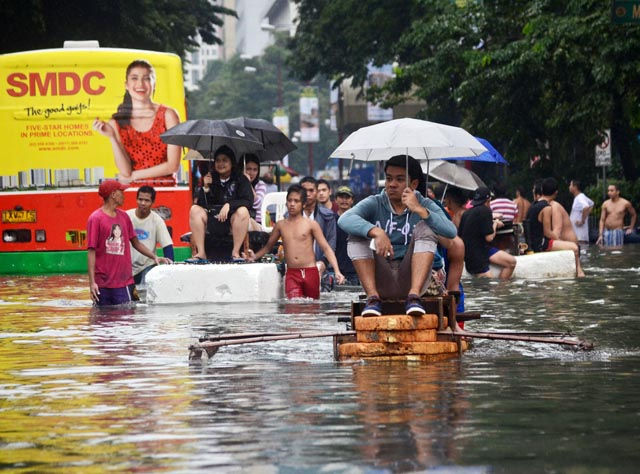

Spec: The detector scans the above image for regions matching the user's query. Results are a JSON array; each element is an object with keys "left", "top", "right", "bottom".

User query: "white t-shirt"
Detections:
[
  {"left": 570, "top": 192, "right": 594, "bottom": 242},
  {"left": 126, "top": 209, "right": 173, "bottom": 276}
]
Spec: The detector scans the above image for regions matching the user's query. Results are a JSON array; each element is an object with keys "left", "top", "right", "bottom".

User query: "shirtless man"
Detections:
[
  {"left": 547, "top": 186, "right": 578, "bottom": 243},
  {"left": 531, "top": 180, "right": 577, "bottom": 242},
  {"left": 246, "top": 185, "right": 345, "bottom": 299},
  {"left": 526, "top": 177, "right": 585, "bottom": 277},
  {"left": 596, "top": 184, "right": 637, "bottom": 248},
  {"left": 513, "top": 186, "right": 530, "bottom": 225}
]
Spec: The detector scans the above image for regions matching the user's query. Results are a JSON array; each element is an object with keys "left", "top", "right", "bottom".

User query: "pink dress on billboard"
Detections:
[{"left": 117, "top": 105, "right": 176, "bottom": 186}]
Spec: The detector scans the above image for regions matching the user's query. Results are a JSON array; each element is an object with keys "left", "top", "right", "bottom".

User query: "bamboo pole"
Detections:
[
  {"left": 439, "top": 330, "right": 593, "bottom": 350},
  {"left": 190, "top": 331, "right": 356, "bottom": 359},
  {"left": 199, "top": 331, "right": 291, "bottom": 342}
]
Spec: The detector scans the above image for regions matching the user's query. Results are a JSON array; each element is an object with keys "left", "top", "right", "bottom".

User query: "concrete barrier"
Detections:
[
  {"left": 145, "top": 262, "right": 282, "bottom": 304},
  {"left": 463, "top": 250, "right": 576, "bottom": 280}
]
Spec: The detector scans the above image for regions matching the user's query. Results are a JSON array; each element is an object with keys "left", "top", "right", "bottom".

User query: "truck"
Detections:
[{"left": 0, "top": 42, "right": 193, "bottom": 274}]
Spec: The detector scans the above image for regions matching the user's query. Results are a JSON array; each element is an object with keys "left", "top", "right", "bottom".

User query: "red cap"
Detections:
[{"left": 98, "top": 180, "right": 128, "bottom": 199}]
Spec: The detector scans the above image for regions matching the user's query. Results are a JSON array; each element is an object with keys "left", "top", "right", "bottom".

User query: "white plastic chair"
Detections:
[{"left": 260, "top": 191, "right": 288, "bottom": 232}]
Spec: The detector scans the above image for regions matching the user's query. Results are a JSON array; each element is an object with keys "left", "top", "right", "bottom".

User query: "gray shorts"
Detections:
[{"left": 347, "top": 221, "right": 438, "bottom": 299}]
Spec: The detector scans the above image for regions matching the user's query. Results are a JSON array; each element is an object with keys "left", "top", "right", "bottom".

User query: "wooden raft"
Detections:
[{"left": 333, "top": 294, "right": 469, "bottom": 361}]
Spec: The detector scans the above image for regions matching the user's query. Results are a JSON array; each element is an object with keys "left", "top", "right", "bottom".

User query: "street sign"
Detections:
[
  {"left": 595, "top": 129, "right": 612, "bottom": 167},
  {"left": 612, "top": 1, "right": 640, "bottom": 24}
]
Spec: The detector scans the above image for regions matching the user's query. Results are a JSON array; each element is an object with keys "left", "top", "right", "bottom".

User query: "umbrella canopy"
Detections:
[
  {"left": 161, "top": 119, "right": 264, "bottom": 159},
  {"left": 330, "top": 118, "right": 487, "bottom": 162},
  {"left": 226, "top": 117, "right": 297, "bottom": 162},
  {"left": 442, "top": 137, "right": 508, "bottom": 165},
  {"left": 421, "top": 160, "right": 486, "bottom": 191}
]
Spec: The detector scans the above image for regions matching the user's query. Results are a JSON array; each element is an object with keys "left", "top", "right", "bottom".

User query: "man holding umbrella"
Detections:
[{"left": 338, "top": 155, "right": 457, "bottom": 316}]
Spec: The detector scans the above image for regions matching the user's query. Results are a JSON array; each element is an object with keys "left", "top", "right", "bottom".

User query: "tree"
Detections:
[
  {"left": 188, "top": 36, "right": 338, "bottom": 175},
  {"left": 289, "top": 0, "right": 640, "bottom": 187},
  {"left": 0, "top": 0, "right": 236, "bottom": 58}
]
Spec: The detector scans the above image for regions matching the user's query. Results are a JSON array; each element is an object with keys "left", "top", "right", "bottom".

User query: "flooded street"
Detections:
[{"left": 1, "top": 246, "right": 640, "bottom": 473}]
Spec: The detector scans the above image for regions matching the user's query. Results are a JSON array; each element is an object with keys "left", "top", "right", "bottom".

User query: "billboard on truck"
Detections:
[
  {"left": 0, "top": 46, "right": 192, "bottom": 266},
  {"left": 0, "top": 46, "right": 188, "bottom": 187}
]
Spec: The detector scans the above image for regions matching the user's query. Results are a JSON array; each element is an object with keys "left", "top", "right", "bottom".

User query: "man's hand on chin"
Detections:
[{"left": 402, "top": 188, "right": 429, "bottom": 218}]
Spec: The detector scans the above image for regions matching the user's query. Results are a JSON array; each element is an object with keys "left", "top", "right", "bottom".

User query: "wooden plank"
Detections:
[
  {"left": 337, "top": 340, "right": 469, "bottom": 357},
  {"left": 354, "top": 314, "right": 442, "bottom": 331},
  {"left": 356, "top": 329, "right": 437, "bottom": 343},
  {"left": 337, "top": 353, "right": 462, "bottom": 363},
  {"left": 333, "top": 333, "right": 356, "bottom": 360}
]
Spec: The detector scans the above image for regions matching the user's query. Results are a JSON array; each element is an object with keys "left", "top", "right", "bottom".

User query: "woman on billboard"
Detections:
[{"left": 92, "top": 59, "right": 180, "bottom": 186}]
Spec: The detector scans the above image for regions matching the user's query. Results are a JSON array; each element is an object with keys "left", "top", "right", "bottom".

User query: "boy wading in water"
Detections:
[{"left": 245, "top": 185, "right": 345, "bottom": 299}]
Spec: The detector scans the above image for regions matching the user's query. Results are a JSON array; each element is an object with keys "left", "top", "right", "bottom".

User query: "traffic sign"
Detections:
[{"left": 595, "top": 129, "right": 612, "bottom": 167}]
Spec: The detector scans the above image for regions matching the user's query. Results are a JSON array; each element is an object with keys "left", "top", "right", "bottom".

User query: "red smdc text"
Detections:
[{"left": 6, "top": 71, "right": 106, "bottom": 97}]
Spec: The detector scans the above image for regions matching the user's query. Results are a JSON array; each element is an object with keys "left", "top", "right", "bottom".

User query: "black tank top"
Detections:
[{"left": 526, "top": 200, "right": 549, "bottom": 252}]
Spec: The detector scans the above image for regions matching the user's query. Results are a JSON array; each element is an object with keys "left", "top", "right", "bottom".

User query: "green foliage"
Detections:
[
  {"left": 289, "top": 0, "right": 640, "bottom": 188},
  {"left": 188, "top": 36, "right": 338, "bottom": 174},
  {"left": 0, "top": 0, "right": 236, "bottom": 58}
]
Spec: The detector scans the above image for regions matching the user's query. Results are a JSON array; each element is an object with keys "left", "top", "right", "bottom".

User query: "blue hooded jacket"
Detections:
[{"left": 337, "top": 189, "right": 456, "bottom": 263}]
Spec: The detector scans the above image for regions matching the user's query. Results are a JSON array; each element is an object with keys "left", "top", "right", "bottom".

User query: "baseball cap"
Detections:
[
  {"left": 471, "top": 186, "right": 492, "bottom": 206},
  {"left": 98, "top": 180, "right": 128, "bottom": 199},
  {"left": 335, "top": 185, "right": 354, "bottom": 197}
]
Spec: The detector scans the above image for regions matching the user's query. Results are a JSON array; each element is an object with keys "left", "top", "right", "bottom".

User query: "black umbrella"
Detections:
[
  {"left": 226, "top": 117, "right": 297, "bottom": 162},
  {"left": 161, "top": 119, "right": 264, "bottom": 160}
]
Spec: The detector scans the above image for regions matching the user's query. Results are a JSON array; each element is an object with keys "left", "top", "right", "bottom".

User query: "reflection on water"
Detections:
[{"left": 0, "top": 246, "right": 639, "bottom": 472}]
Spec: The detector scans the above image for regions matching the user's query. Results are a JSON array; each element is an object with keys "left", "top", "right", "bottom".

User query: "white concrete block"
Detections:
[
  {"left": 145, "top": 263, "right": 283, "bottom": 304},
  {"left": 463, "top": 250, "right": 576, "bottom": 280}
]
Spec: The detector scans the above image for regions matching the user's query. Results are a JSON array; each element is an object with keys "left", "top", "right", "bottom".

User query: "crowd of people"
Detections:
[{"left": 87, "top": 145, "right": 638, "bottom": 308}]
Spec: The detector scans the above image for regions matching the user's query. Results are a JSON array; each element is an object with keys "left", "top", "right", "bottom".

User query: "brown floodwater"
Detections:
[{"left": 1, "top": 245, "right": 639, "bottom": 472}]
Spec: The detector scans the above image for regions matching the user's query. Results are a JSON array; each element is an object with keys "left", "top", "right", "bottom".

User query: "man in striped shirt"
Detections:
[{"left": 490, "top": 182, "right": 518, "bottom": 222}]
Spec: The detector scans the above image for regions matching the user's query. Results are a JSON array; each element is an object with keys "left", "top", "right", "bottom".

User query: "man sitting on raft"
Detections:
[
  {"left": 526, "top": 177, "right": 585, "bottom": 277},
  {"left": 188, "top": 145, "right": 253, "bottom": 261},
  {"left": 338, "top": 155, "right": 458, "bottom": 317},
  {"left": 245, "top": 185, "right": 345, "bottom": 299}
]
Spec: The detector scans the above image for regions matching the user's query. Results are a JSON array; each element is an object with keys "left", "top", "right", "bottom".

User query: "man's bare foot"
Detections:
[{"left": 577, "top": 270, "right": 586, "bottom": 278}]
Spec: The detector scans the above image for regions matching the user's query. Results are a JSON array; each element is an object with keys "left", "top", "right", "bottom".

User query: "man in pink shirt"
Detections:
[{"left": 87, "top": 180, "right": 170, "bottom": 306}]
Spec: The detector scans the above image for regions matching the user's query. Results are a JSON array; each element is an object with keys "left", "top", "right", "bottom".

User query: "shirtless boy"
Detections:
[
  {"left": 246, "top": 185, "right": 345, "bottom": 299},
  {"left": 597, "top": 184, "right": 637, "bottom": 248}
]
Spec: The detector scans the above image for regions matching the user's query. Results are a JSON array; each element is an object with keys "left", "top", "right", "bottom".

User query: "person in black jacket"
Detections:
[{"left": 188, "top": 145, "right": 253, "bottom": 260}]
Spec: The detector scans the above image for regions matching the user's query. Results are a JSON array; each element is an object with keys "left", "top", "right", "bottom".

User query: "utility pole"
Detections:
[{"left": 337, "top": 85, "right": 344, "bottom": 184}]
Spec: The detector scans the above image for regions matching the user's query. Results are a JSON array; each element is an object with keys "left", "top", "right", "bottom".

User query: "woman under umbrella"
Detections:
[
  {"left": 188, "top": 145, "right": 253, "bottom": 262},
  {"left": 242, "top": 154, "right": 268, "bottom": 227}
]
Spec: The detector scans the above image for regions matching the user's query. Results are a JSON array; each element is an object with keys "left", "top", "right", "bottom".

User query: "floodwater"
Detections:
[{"left": 1, "top": 246, "right": 639, "bottom": 473}]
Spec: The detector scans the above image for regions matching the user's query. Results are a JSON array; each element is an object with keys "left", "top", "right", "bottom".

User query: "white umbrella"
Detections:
[
  {"left": 421, "top": 159, "right": 486, "bottom": 191},
  {"left": 330, "top": 118, "right": 487, "bottom": 184},
  {"left": 330, "top": 118, "right": 487, "bottom": 162}
]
